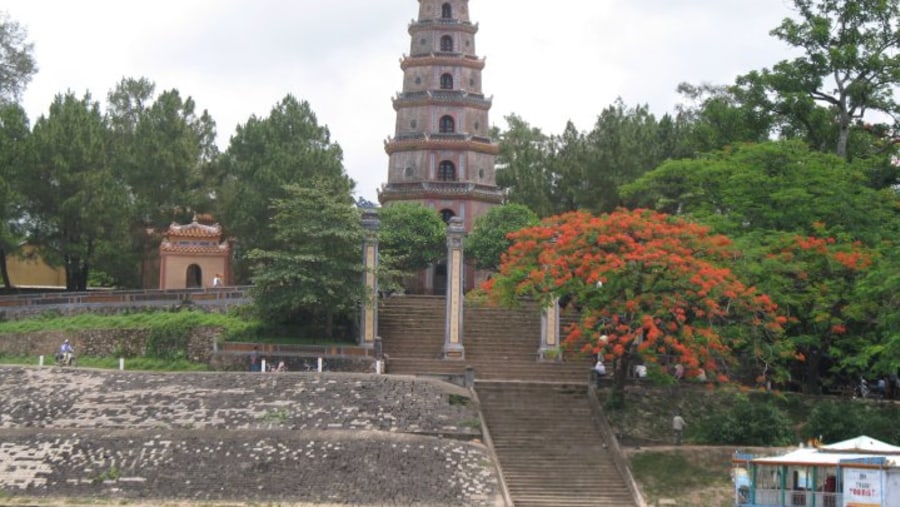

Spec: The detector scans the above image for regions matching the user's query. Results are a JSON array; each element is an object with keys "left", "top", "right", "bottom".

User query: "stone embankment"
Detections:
[{"left": 0, "top": 367, "right": 503, "bottom": 506}]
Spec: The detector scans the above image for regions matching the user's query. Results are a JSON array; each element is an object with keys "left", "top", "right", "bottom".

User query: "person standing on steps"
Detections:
[
  {"left": 249, "top": 346, "right": 259, "bottom": 372},
  {"left": 673, "top": 411, "right": 686, "bottom": 446}
]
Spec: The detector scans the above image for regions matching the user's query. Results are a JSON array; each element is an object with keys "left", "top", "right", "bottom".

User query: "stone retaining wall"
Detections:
[
  {"left": 0, "top": 328, "right": 218, "bottom": 363},
  {"left": 0, "top": 330, "right": 378, "bottom": 374},
  {"left": 0, "top": 367, "right": 502, "bottom": 506}
]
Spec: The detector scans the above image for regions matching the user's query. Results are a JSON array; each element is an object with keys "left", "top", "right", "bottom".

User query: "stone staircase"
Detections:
[
  {"left": 476, "top": 382, "right": 637, "bottom": 507},
  {"left": 379, "top": 296, "right": 592, "bottom": 383},
  {"left": 379, "top": 296, "right": 639, "bottom": 507}
]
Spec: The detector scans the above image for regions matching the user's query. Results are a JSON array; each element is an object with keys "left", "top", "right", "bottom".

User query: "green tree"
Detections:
[
  {"left": 218, "top": 95, "right": 350, "bottom": 282},
  {"left": 0, "top": 12, "right": 37, "bottom": 104},
  {"left": 764, "top": 0, "right": 900, "bottom": 158},
  {"left": 23, "top": 92, "right": 127, "bottom": 291},
  {"left": 107, "top": 78, "right": 219, "bottom": 222},
  {"left": 851, "top": 241, "right": 900, "bottom": 379},
  {"left": 622, "top": 140, "right": 895, "bottom": 243},
  {"left": 465, "top": 203, "right": 539, "bottom": 271},
  {"left": 106, "top": 78, "right": 219, "bottom": 287},
  {"left": 0, "top": 103, "right": 29, "bottom": 289},
  {"left": 547, "top": 121, "right": 591, "bottom": 214},
  {"left": 675, "top": 82, "right": 773, "bottom": 154},
  {"left": 577, "top": 99, "right": 681, "bottom": 214},
  {"left": 377, "top": 203, "right": 445, "bottom": 294},
  {"left": 248, "top": 179, "right": 363, "bottom": 337},
  {"left": 740, "top": 231, "right": 876, "bottom": 393},
  {"left": 483, "top": 209, "right": 787, "bottom": 406},
  {"left": 494, "top": 114, "right": 554, "bottom": 216}
]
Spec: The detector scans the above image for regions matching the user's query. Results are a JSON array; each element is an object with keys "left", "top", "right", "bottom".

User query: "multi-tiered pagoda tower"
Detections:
[{"left": 379, "top": 0, "right": 502, "bottom": 293}]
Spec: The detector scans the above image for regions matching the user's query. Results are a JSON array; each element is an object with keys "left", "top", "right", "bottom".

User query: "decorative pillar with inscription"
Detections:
[
  {"left": 443, "top": 217, "right": 466, "bottom": 360},
  {"left": 540, "top": 298, "right": 561, "bottom": 361},
  {"left": 359, "top": 209, "right": 380, "bottom": 349}
]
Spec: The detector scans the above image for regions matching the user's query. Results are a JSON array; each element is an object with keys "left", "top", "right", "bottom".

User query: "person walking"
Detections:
[{"left": 673, "top": 412, "right": 686, "bottom": 446}]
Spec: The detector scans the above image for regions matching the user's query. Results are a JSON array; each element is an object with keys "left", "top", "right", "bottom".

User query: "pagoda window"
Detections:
[
  {"left": 440, "top": 209, "right": 455, "bottom": 223},
  {"left": 438, "top": 161, "right": 457, "bottom": 181},
  {"left": 441, "top": 3, "right": 452, "bottom": 19},
  {"left": 440, "top": 73, "right": 454, "bottom": 90},
  {"left": 440, "top": 35, "right": 453, "bottom": 52},
  {"left": 439, "top": 115, "right": 455, "bottom": 133}
]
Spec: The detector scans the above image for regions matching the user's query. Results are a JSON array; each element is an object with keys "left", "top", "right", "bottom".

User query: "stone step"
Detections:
[{"left": 476, "top": 382, "right": 636, "bottom": 507}]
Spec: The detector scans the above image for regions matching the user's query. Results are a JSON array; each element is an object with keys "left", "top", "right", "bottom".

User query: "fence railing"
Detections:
[{"left": 749, "top": 489, "right": 841, "bottom": 507}]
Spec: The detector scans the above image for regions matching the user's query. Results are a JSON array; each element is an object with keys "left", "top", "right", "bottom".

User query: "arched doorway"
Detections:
[{"left": 186, "top": 264, "right": 203, "bottom": 288}]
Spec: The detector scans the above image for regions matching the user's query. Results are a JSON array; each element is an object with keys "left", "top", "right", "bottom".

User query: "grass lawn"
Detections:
[{"left": 629, "top": 447, "right": 737, "bottom": 507}]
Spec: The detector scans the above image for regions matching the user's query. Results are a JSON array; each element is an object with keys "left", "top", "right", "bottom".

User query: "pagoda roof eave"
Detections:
[
  {"left": 385, "top": 138, "right": 499, "bottom": 155},
  {"left": 401, "top": 55, "right": 485, "bottom": 71}
]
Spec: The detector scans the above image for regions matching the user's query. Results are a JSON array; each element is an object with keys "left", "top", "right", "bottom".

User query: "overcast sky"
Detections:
[{"left": 6, "top": 0, "right": 800, "bottom": 202}]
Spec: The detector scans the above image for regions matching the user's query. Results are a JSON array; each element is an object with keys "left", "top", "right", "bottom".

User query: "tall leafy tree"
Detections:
[
  {"left": 763, "top": 0, "right": 900, "bottom": 158},
  {"left": 494, "top": 114, "right": 555, "bottom": 216},
  {"left": 24, "top": 92, "right": 127, "bottom": 291},
  {"left": 0, "top": 103, "right": 29, "bottom": 289},
  {"left": 547, "top": 121, "right": 591, "bottom": 214},
  {"left": 622, "top": 140, "right": 896, "bottom": 244},
  {"left": 576, "top": 100, "right": 681, "bottom": 214},
  {"left": 106, "top": 78, "right": 219, "bottom": 287},
  {"left": 0, "top": 12, "right": 36, "bottom": 290},
  {"left": 851, "top": 241, "right": 900, "bottom": 379},
  {"left": 0, "top": 12, "right": 37, "bottom": 104},
  {"left": 675, "top": 82, "right": 773, "bottom": 154},
  {"left": 482, "top": 209, "right": 787, "bottom": 405},
  {"left": 218, "top": 95, "right": 350, "bottom": 282},
  {"left": 377, "top": 202, "right": 445, "bottom": 293},
  {"left": 248, "top": 178, "right": 363, "bottom": 336},
  {"left": 465, "top": 203, "right": 539, "bottom": 271},
  {"left": 741, "top": 231, "right": 876, "bottom": 393}
]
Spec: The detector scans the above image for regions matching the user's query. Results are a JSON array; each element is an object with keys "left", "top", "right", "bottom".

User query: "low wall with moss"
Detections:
[
  {"left": 0, "top": 328, "right": 219, "bottom": 363},
  {"left": 0, "top": 329, "right": 376, "bottom": 373}
]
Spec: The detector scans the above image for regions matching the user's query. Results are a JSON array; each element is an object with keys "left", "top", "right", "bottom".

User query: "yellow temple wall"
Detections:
[
  {"left": 5, "top": 245, "right": 66, "bottom": 288},
  {"left": 159, "top": 254, "right": 229, "bottom": 290}
]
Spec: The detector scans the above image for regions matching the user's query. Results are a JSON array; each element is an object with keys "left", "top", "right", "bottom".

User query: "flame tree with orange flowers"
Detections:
[{"left": 483, "top": 208, "right": 791, "bottom": 406}]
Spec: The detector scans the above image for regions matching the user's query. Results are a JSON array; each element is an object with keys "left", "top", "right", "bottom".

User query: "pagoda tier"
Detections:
[{"left": 380, "top": 0, "right": 499, "bottom": 235}]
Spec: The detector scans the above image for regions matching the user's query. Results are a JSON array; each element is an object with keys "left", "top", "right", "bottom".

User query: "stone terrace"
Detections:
[{"left": 0, "top": 366, "right": 503, "bottom": 506}]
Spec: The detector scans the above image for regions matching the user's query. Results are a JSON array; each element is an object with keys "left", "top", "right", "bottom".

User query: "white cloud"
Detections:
[{"left": 6, "top": 0, "right": 798, "bottom": 202}]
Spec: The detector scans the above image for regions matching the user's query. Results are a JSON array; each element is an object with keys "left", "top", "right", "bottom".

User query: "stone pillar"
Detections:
[
  {"left": 359, "top": 209, "right": 380, "bottom": 349},
  {"left": 540, "top": 298, "right": 561, "bottom": 361},
  {"left": 443, "top": 217, "right": 466, "bottom": 360}
]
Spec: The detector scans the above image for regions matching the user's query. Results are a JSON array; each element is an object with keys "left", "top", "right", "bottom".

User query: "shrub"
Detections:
[
  {"left": 144, "top": 320, "right": 194, "bottom": 360},
  {"left": 803, "top": 402, "right": 900, "bottom": 445},
  {"left": 694, "top": 396, "right": 794, "bottom": 446}
]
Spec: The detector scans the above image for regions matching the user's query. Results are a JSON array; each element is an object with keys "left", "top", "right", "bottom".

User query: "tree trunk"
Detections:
[
  {"left": 610, "top": 354, "right": 633, "bottom": 409},
  {"left": 0, "top": 247, "right": 12, "bottom": 291},
  {"left": 836, "top": 123, "right": 850, "bottom": 160},
  {"left": 64, "top": 256, "right": 90, "bottom": 292},
  {"left": 325, "top": 309, "right": 335, "bottom": 339},
  {"left": 804, "top": 347, "right": 823, "bottom": 395}
]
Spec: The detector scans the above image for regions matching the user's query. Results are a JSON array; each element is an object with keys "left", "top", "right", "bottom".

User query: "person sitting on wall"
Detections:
[
  {"left": 57, "top": 339, "right": 75, "bottom": 366},
  {"left": 212, "top": 273, "right": 223, "bottom": 288}
]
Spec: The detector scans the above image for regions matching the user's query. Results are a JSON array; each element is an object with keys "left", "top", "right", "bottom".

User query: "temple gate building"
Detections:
[
  {"left": 379, "top": 0, "right": 502, "bottom": 293},
  {"left": 158, "top": 219, "right": 231, "bottom": 290}
]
